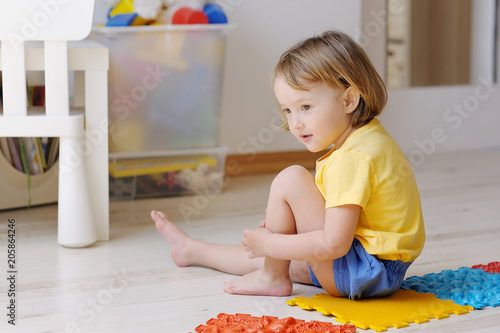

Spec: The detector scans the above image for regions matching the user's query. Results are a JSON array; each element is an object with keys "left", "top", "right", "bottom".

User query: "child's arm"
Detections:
[{"left": 242, "top": 204, "right": 359, "bottom": 262}]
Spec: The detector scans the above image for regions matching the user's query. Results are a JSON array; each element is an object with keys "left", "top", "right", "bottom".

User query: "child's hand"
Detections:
[
  {"left": 259, "top": 209, "right": 267, "bottom": 228},
  {"left": 241, "top": 228, "right": 272, "bottom": 258}
]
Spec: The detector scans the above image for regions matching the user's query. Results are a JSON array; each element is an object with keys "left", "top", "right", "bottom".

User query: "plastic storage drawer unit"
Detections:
[{"left": 109, "top": 146, "right": 229, "bottom": 200}]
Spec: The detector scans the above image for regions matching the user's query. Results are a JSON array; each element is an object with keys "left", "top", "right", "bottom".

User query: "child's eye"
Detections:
[
  {"left": 283, "top": 108, "right": 291, "bottom": 114},
  {"left": 302, "top": 105, "right": 311, "bottom": 111}
]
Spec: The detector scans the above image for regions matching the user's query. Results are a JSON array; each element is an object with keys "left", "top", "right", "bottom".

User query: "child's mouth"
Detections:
[{"left": 301, "top": 134, "right": 313, "bottom": 142}]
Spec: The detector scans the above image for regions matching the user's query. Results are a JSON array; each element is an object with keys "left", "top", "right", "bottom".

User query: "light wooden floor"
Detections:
[{"left": 1, "top": 149, "right": 500, "bottom": 332}]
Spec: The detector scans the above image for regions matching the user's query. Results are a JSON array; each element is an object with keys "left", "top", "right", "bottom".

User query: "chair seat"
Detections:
[{"left": 0, "top": 107, "right": 84, "bottom": 137}]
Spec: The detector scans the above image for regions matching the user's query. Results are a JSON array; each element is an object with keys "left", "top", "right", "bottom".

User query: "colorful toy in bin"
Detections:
[
  {"left": 109, "top": 176, "right": 134, "bottom": 199},
  {"left": 178, "top": 162, "right": 223, "bottom": 193},
  {"left": 203, "top": 3, "right": 228, "bottom": 24},
  {"left": 103, "top": 0, "right": 228, "bottom": 26},
  {"left": 107, "top": 0, "right": 134, "bottom": 17},
  {"left": 106, "top": 12, "right": 139, "bottom": 26},
  {"left": 135, "top": 171, "right": 183, "bottom": 197},
  {"left": 172, "top": 7, "right": 209, "bottom": 25},
  {"left": 133, "top": 0, "right": 164, "bottom": 20},
  {"left": 109, "top": 154, "right": 223, "bottom": 200},
  {"left": 105, "top": 0, "right": 158, "bottom": 26},
  {"left": 109, "top": 155, "right": 217, "bottom": 178}
]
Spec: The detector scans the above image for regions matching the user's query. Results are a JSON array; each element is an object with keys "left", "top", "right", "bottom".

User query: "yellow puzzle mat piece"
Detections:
[{"left": 287, "top": 289, "right": 473, "bottom": 332}]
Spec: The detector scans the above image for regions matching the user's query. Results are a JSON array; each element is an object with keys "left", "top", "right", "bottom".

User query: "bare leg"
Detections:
[
  {"left": 153, "top": 166, "right": 339, "bottom": 296},
  {"left": 223, "top": 166, "right": 337, "bottom": 296},
  {"left": 152, "top": 210, "right": 263, "bottom": 275},
  {"left": 152, "top": 210, "right": 314, "bottom": 283},
  {"left": 289, "top": 260, "right": 313, "bottom": 285}
]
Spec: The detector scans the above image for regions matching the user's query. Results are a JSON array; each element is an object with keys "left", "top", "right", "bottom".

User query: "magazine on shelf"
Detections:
[
  {"left": 0, "top": 138, "right": 12, "bottom": 165},
  {"left": 0, "top": 137, "right": 58, "bottom": 175},
  {"left": 7, "top": 138, "right": 24, "bottom": 172},
  {"left": 21, "top": 137, "right": 43, "bottom": 175},
  {"left": 46, "top": 138, "right": 59, "bottom": 169}
]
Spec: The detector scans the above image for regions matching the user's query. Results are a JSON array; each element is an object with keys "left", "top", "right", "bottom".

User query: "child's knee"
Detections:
[
  {"left": 276, "top": 165, "right": 311, "bottom": 183},
  {"left": 272, "top": 165, "right": 314, "bottom": 194}
]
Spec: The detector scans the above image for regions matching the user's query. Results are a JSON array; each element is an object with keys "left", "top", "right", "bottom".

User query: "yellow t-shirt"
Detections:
[{"left": 315, "top": 119, "right": 425, "bottom": 262}]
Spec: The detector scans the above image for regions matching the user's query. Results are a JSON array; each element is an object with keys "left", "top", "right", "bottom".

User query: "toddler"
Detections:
[{"left": 151, "top": 30, "right": 425, "bottom": 299}]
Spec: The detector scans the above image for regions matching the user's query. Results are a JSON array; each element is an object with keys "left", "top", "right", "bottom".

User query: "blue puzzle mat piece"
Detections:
[{"left": 401, "top": 267, "right": 500, "bottom": 309}]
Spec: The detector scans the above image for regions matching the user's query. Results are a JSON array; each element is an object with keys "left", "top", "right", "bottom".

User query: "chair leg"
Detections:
[{"left": 57, "top": 136, "right": 97, "bottom": 248}]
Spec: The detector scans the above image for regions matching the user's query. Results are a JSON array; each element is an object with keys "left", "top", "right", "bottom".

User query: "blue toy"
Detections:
[
  {"left": 105, "top": 13, "right": 138, "bottom": 26},
  {"left": 203, "top": 3, "right": 227, "bottom": 24}
]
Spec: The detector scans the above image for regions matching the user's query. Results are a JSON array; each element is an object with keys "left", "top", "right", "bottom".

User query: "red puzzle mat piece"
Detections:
[
  {"left": 194, "top": 313, "right": 356, "bottom": 333},
  {"left": 471, "top": 261, "right": 500, "bottom": 274}
]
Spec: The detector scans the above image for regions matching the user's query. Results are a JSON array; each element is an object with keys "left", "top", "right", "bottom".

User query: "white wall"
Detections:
[
  {"left": 221, "top": 0, "right": 500, "bottom": 158},
  {"left": 221, "top": 0, "right": 500, "bottom": 156},
  {"left": 372, "top": 0, "right": 500, "bottom": 160},
  {"left": 219, "top": 0, "right": 363, "bottom": 155},
  {"left": 381, "top": 84, "right": 500, "bottom": 161}
]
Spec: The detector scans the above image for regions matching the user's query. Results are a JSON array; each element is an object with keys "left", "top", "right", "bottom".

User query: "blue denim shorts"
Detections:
[{"left": 309, "top": 238, "right": 412, "bottom": 299}]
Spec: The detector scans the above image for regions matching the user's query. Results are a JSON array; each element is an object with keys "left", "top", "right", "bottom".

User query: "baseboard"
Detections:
[{"left": 225, "top": 150, "right": 328, "bottom": 176}]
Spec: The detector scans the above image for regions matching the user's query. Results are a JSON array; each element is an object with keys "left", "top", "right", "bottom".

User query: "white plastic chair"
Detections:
[{"left": 0, "top": 1, "right": 109, "bottom": 247}]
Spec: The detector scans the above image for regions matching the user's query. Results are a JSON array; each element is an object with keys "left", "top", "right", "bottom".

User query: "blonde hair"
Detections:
[{"left": 273, "top": 30, "right": 387, "bottom": 130}]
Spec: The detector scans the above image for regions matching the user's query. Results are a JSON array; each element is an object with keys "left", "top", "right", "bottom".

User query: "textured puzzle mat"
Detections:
[
  {"left": 471, "top": 261, "right": 500, "bottom": 274},
  {"left": 193, "top": 313, "right": 356, "bottom": 333},
  {"left": 402, "top": 267, "right": 500, "bottom": 309},
  {"left": 287, "top": 289, "right": 473, "bottom": 332}
]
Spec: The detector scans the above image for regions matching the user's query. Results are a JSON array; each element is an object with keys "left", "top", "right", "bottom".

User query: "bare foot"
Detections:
[
  {"left": 223, "top": 269, "right": 293, "bottom": 296},
  {"left": 151, "top": 210, "right": 193, "bottom": 267}
]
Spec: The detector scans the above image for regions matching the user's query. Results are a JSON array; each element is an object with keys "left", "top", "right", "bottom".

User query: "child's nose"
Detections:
[{"left": 290, "top": 115, "right": 304, "bottom": 130}]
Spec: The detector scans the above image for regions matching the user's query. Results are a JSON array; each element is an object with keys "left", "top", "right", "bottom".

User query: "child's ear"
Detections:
[{"left": 343, "top": 87, "right": 361, "bottom": 114}]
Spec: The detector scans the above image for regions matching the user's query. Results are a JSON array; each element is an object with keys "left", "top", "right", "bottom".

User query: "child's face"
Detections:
[{"left": 274, "top": 77, "right": 354, "bottom": 152}]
